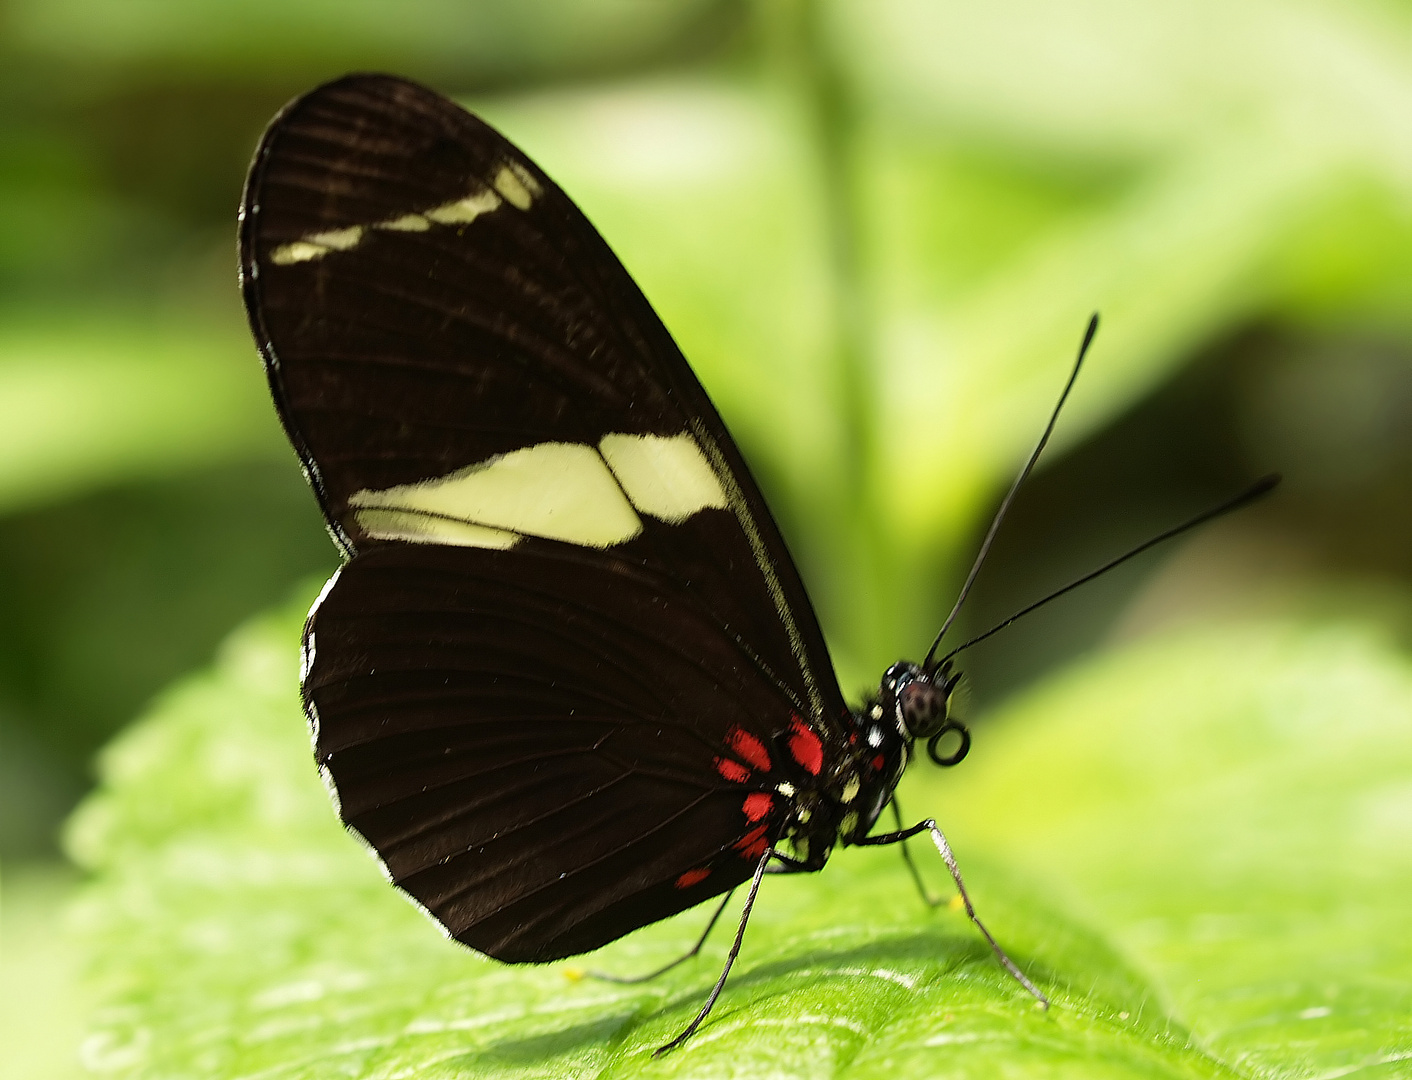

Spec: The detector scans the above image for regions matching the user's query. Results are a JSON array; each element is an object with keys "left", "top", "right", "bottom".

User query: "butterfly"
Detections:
[{"left": 239, "top": 73, "right": 1273, "bottom": 1054}]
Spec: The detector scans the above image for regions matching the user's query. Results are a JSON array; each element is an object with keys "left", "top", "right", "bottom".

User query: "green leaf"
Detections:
[
  {"left": 926, "top": 620, "right": 1412, "bottom": 1077},
  {"left": 67, "top": 587, "right": 1412, "bottom": 1077}
]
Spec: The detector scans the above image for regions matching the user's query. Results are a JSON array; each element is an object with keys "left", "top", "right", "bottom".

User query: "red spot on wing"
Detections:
[
  {"left": 675, "top": 868, "right": 711, "bottom": 889},
  {"left": 871, "top": 753, "right": 886, "bottom": 772},
  {"left": 742, "top": 792, "right": 773, "bottom": 822},
  {"left": 734, "top": 824, "right": 770, "bottom": 860},
  {"left": 714, "top": 756, "right": 750, "bottom": 783},
  {"left": 787, "top": 718, "right": 824, "bottom": 776},
  {"left": 728, "top": 728, "right": 771, "bottom": 772}
]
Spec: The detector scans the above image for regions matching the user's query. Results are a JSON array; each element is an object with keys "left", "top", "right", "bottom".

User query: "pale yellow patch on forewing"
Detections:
[
  {"left": 352, "top": 508, "right": 519, "bottom": 549},
  {"left": 269, "top": 240, "right": 331, "bottom": 265},
  {"left": 269, "top": 226, "right": 364, "bottom": 265},
  {"left": 424, "top": 189, "right": 501, "bottom": 225},
  {"left": 265, "top": 175, "right": 521, "bottom": 269},
  {"left": 380, "top": 213, "right": 431, "bottom": 232},
  {"left": 599, "top": 433, "right": 728, "bottom": 523},
  {"left": 308, "top": 226, "right": 364, "bottom": 250},
  {"left": 349, "top": 442, "right": 642, "bottom": 548},
  {"left": 492, "top": 162, "right": 541, "bottom": 210}
]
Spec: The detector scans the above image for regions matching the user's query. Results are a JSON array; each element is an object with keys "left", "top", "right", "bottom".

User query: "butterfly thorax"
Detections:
[{"left": 778, "top": 660, "right": 959, "bottom": 864}]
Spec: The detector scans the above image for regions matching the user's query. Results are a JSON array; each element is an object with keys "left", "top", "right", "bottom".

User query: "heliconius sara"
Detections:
[{"left": 239, "top": 73, "right": 1278, "bottom": 1054}]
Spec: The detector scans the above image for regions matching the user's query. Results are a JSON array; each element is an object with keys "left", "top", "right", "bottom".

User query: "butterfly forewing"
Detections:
[
  {"left": 241, "top": 76, "right": 674, "bottom": 520},
  {"left": 241, "top": 74, "right": 848, "bottom": 958}
]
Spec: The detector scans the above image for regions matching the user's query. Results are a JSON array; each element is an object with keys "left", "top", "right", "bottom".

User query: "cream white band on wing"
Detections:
[
  {"left": 491, "top": 162, "right": 541, "bottom": 210},
  {"left": 269, "top": 226, "right": 365, "bottom": 265},
  {"left": 350, "top": 432, "right": 728, "bottom": 550},
  {"left": 599, "top": 432, "right": 727, "bottom": 522},
  {"left": 350, "top": 442, "right": 641, "bottom": 548},
  {"left": 349, "top": 509, "right": 521, "bottom": 549},
  {"left": 268, "top": 158, "right": 543, "bottom": 266}
]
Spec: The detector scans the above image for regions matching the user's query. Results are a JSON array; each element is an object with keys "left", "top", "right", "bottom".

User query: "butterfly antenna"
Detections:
[
  {"left": 923, "top": 313, "right": 1099, "bottom": 673},
  {"left": 937, "top": 473, "right": 1281, "bottom": 666}
]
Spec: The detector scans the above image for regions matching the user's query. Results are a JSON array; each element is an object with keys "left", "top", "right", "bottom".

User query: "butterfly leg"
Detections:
[
  {"left": 856, "top": 819, "right": 1049, "bottom": 1008},
  {"left": 654, "top": 848, "right": 777, "bottom": 1056},
  {"left": 587, "top": 889, "right": 737, "bottom": 984},
  {"left": 889, "top": 797, "right": 943, "bottom": 907}
]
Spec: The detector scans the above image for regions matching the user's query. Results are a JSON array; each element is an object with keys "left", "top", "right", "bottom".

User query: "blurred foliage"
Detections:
[
  {"left": 1, "top": 0, "right": 1411, "bottom": 1075},
  {"left": 0, "top": 864, "right": 89, "bottom": 1080}
]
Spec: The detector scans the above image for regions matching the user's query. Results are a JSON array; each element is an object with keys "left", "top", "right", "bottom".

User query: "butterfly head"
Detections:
[
  {"left": 883, "top": 660, "right": 971, "bottom": 769},
  {"left": 830, "top": 661, "right": 969, "bottom": 846}
]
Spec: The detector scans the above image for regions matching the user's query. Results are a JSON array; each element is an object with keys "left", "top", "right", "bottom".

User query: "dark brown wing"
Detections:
[
  {"left": 240, "top": 74, "right": 851, "bottom": 959},
  {"left": 307, "top": 542, "right": 805, "bottom": 961}
]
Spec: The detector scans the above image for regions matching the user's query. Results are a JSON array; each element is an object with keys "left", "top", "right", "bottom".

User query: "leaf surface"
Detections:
[{"left": 69, "top": 592, "right": 1412, "bottom": 1077}]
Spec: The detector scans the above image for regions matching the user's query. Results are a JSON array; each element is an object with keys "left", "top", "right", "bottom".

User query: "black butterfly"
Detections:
[{"left": 239, "top": 73, "right": 1272, "bottom": 1054}]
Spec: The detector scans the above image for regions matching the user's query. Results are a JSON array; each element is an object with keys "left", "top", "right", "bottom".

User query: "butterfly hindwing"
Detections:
[
  {"left": 307, "top": 542, "right": 802, "bottom": 961},
  {"left": 240, "top": 74, "right": 848, "bottom": 959}
]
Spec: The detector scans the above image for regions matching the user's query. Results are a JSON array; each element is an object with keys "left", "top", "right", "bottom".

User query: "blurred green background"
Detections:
[{"left": 2, "top": 0, "right": 1411, "bottom": 1076}]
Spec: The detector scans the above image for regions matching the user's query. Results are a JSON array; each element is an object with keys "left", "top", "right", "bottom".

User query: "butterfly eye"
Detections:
[{"left": 897, "top": 678, "right": 949, "bottom": 738}]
